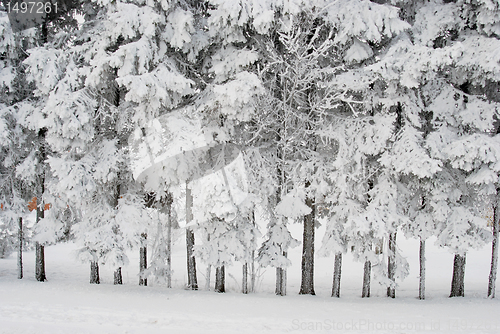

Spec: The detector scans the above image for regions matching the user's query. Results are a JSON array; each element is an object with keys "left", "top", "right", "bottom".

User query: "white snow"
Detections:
[
  {"left": 275, "top": 194, "right": 312, "bottom": 219},
  {"left": 1, "top": 227, "right": 499, "bottom": 334}
]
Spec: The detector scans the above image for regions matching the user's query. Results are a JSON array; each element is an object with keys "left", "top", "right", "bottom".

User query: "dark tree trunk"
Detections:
[
  {"left": 250, "top": 211, "right": 256, "bottom": 293},
  {"left": 332, "top": 252, "right": 342, "bottom": 298},
  {"left": 18, "top": 217, "right": 23, "bottom": 279},
  {"left": 242, "top": 262, "right": 248, "bottom": 294},
  {"left": 139, "top": 233, "right": 147, "bottom": 286},
  {"left": 215, "top": 266, "right": 225, "bottom": 293},
  {"left": 186, "top": 229, "right": 198, "bottom": 290},
  {"left": 90, "top": 261, "right": 100, "bottom": 284},
  {"left": 362, "top": 260, "right": 371, "bottom": 298},
  {"left": 274, "top": 138, "right": 287, "bottom": 297},
  {"left": 299, "top": 193, "right": 315, "bottom": 295},
  {"left": 35, "top": 128, "right": 47, "bottom": 282},
  {"left": 450, "top": 254, "right": 466, "bottom": 297},
  {"left": 275, "top": 251, "right": 287, "bottom": 296},
  {"left": 114, "top": 267, "right": 122, "bottom": 285},
  {"left": 185, "top": 184, "right": 198, "bottom": 290},
  {"left": 387, "top": 232, "right": 396, "bottom": 298},
  {"left": 276, "top": 267, "right": 283, "bottom": 295},
  {"left": 35, "top": 190, "right": 46, "bottom": 282},
  {"left": 488, "top": 201, "right": 499, "bottom": 298},
  {"left": 419, "top": 238, "right": 426, "bottom": 300},
  {"left": 111, "top": 178, "right": 123, "bottom": 286},
  {"left": 35, "top": 242, "right": 46, "bottom": 282}
]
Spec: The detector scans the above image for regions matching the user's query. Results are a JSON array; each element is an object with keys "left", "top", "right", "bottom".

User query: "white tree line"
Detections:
[{"left": 1, "top": 0, "right": 500, "bottom": 299}]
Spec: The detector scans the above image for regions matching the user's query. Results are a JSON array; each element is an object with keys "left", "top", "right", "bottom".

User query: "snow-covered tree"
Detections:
[
  {"left": 200, "top": 0, "right": 412, "bottom": 297},
  {"left": 367, "top": 0, "right": 500, "bottom": 298},
  {"left": 191, "top": 152, "right": 257, "bottom": 293},
  {"left": 0, "top": 8, "right": 51, "bottom": 279},
  {"left": 18, "top": 0, "right": 218, "bottom": 285}
]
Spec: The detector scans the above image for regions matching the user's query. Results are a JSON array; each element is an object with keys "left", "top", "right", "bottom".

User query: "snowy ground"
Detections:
[{"left": 1, "top": 227, "right": 500, "bottom": 334}]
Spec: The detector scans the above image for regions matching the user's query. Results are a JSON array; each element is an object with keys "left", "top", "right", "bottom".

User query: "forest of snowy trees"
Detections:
[{"left": 1, "top": 0, "right": 500, "bottom": 300}]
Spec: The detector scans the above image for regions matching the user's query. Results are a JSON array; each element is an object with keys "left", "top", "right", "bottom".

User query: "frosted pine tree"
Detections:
[
  {"left": 204, "top": 0, "right": 411, "bottom": 296},
  {"left": 288, "top": 0, "right": 413, "bottom": 298},
  {"left": 370, "top": 0, "right": 500, "bottom": 298},
  {"left": 191, "top": 153, "right": 257, "bottom": 293},
  {"left": 21, "top": 0, "right": 212, "bottom": 284},
  {"left": 1, "top": 5, "right": 72, "bottom": 281},
  {"left": 0, "top": 10, "right": 29, "bottom": 263}
]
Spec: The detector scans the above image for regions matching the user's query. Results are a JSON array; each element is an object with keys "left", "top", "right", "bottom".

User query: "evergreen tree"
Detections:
[{"left": 371, "top": 0, "right": 500, "bottom": 298}]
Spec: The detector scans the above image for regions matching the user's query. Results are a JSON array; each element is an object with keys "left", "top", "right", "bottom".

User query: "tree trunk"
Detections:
[
  {"left": 18, "top": 217, "right": 23, "bottom": 279},
  {"left": 35, "top": 128, "right": 47, "bottom": 282},
  {"left": 275, "top": 251, "right": 287, "bottom": 296},
  {"left": 90, "top": 261, "right": 100, "bottom": 284},
  {"left": 283, "top": 256, "right": 287, "bottom": 296},
  {"left": 35, "top": 193, "right": 46, "bottom": 282},
  {"left": 332, "top": 252, "right": 342, "bottom": 298},
  {"left": 362, "top": 260, "right": 371, "bottom": 298},
  {"left": 35, "top": 243, "right": 46, "bottom": 282},
  {"left": 112, "top": 178, "right": 123, "bottom": 286},
  {"left": 488, "top": 201, "right": 499, "bottom": 298},
  {"left": 139, "top": 233, "right": 147, "bottom": 286},
  {"left": 276, "top": 267, "right": 283, "bottom": 296},
  {"left": 166, "top": 194, "right": 173, "bottom": 288},
  {"left": 250, "top": 211, "right": 256, "bottom": 293},
  {"left": 450, "top": 253, "right": 466, "bottom": 297},
  {"left": 387, "top": 232, "right": 396, "bottom": 298},
  {"left": 204, "top": 232, "right": 211, "bottom": 291},
  {"left": 215, "top": 265, "right": 225, "bottom": 293},
  {"left": 114, "top": 267, "right": 122, "bottom": 285},
  {"left": 186, "top": 229, "right": 198, "bottom": 290},
  {"left": 299, "top": 193, "right": 315, "bottom": 295},
  {"left": 205, "top": 264, "right": 211, "bottom": 291},
  {"left": 185, "top": 183, "right": 198, "bottom": 290},
  {"left": 419, "top": 238, "right": 426, "bottom": 300},
  {"left": 250, "top": 250, "right": 255, "bottom": 293},
  {"left": 242, "top": 262, "right": 248, "bottom": 294}
]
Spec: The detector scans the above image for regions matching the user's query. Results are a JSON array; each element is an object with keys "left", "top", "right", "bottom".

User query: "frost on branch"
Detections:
[
  {"left": 258, "top": 221, "right": 300, "bottom": 269},
  {"left": 436, "top": 206, "right": 492, "bottom": 255},
  {"left": 380, "top": 126, "right": 442, "bottom": 179},
  {"left": 210, "top": 47, "right": 259, "bottom": 83},
  {"left": 164, "top": 8, "right": 195, "bottom": 50},
  {"left": 325, "top": 0, "right": 410, "bottom": 44},
  {"left": 23, "top": 48, "right": 64, "bottom": 96},
  {"left": 107, "top": 2, "right": 161, "bottom": 40},
  {"left": 117, "top": 61, "right": 195, "bottom": 112},
  {"left": 200, "top": 71, "right": 264, "bottom": 122},
  {"left": 413, "top": 1, "right": 462, "bottom": 47}
]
